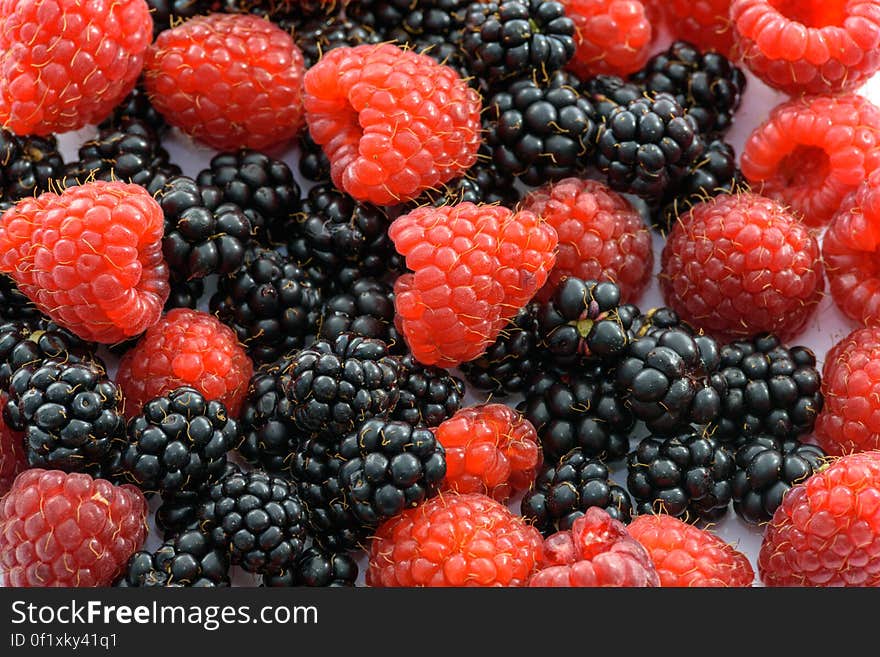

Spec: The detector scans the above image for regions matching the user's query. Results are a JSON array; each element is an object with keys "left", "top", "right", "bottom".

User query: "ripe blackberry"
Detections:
[
  {"left": 583, "top": 75, "right": 643, "bottom": 122},
  {"left": 0, "top": 320, "right": 94, "bottom": 390},
  {"left": 283, "top": 333, "right": 400, "bottom": 438},
  {"left": 318, "top": 278, "right": 402, "bottom": 353},
  {"left": 294, "top": 15, "right": 384, "bottom": 68},
  {"left": 485, "top": 71, "right": 597, "bottom": 186},
  {"left": 196, "top": 149, "right": 300, "bottom": 244},
  {"left": 1, "top": 130, "right": 64, "bottom": 202},
  {"left": 627, "top": 430, "right": 735, "bottom": 520},
  {"left": 264, "top": 546, "right": 358, "bottom": 587},
  {"left": 146, "top": 0, "right": 218, "bottom": 36},
  {"left": 713, "top": 333, "right": 824, "bottom": 444},
  {"left": 157, "top": 176, "right": 255, "bottom": 281},
  {"left": 518, "top": 368, "right": 634, "bottom": 462},
  {"left": 4, "top": 358, "right": 125, "bottom": 476},
  {"left": 631, "top": 41, "right": 746, "bottom": 137},
  {"left": 521, "top": 447, "right": 633, "bottom": 536},
  {"left": 615, "top": 325, "right": 725, "bottom": 434},
  {"left": 155, "top": 462, "right": 241, "bottom": 539},
  {"left": 537, "top": 278, "right": 640, "bottom": 369},
  {"left": 0, "top": 277, "right": 39, "bottom": 322},
  {"left": 392, "top": 354, "right": 465, "bottom": 428},
  {"left": 165, "top": 278, "right": 205, "bottom": 311},
  {"left": 414, "top": 151, "right": 522, "bottom": 208},
  {"left": 462, "top": 0, "right": 576, "bottom": 84},
  {"left": 121, "top": 387, "right": 239, "bottom": 496},
  {"left": 297, "top": 132, "right": 331, "bottom": 184},
  {"left": 102, "top": 83, "right": 168, "bottom": 134},
  {"left": 732, "top": 435, "right": 827, "bottom": 525},
  {"left": 596, "top": 92, "right": 705, "bottom": 204},
  {"left": 210, "top": 245, "right": 323, "bottom": 364},
  {"left": 199, "top": 469, "right": 307, "bottom": 574},
  {"left": 461, "top": 303, "right": 541, "bottom": 396},
  {"left": 120, "top": 528, "right": 230, "bottom": 587}
]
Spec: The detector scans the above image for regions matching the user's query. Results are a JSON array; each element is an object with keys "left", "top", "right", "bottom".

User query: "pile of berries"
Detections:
[{"left": 4, "top": 0, "right": 880, "bottom": 590}]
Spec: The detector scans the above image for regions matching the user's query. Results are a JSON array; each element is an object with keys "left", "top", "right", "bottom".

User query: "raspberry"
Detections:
[
  {"left": 115, "top": 308, "right": 254, "bottom": 419},
  {"left": 628, "top": 514, "right": 755, "bottom": 586},
  {"left": 758, "top": 450, "right": 880, "bottom": 586},
  {"left": 0, "top": 469, "right": 147, "bottom": 587},
  {"left": 731, "top": 0, "right": 880, "bottom": 96},
  {"left": 824, "top": 170, "right": 880, "bottom": 325},
  {"left": 0, "top": 0, "right": 152, "bottom": 135},
  {"left": 659, "top": 193, "right": 825, "bottom": 343},
  {"left": 661, "top": 0, "right": 737, "bottom": 57},
  {"left": 303, "top": 44, "right": 482, "bottom": 205},
  {"left": 0, "top": 395, "right": 26, "bottom": 496},
  {"left": 434, "top": 404, "right": 542, "bottom": 502},
  {"left": 143, "top": 13, "right": 306, "bottom": 150},
  {"left": 389, "top": 202, "right": 557, "bottom": 368},
  {"left": 740, "top": 93, "right": 880, "bottom": 227},
  {"left": 519, "top": 177, "right": 653, "bottom": 303},
  {"left": 562, "top": 0, "right": 653, "bottom": 79},
  {"left": 0, "top": 181, "right": 170, "bottom": 344},
  {"left": 366, "top": 492, "right": 544, "bottom": 587},
  {"left": 528, "top": 508, "right": 660, "bottom": 587},
  {"left": 814, "top": 326, "right": 880, "bottom": 456}
]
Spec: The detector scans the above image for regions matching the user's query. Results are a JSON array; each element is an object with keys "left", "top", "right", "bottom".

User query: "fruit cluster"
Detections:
[{"left": 2, "top": 0, "right": 880, "bottom": 588}]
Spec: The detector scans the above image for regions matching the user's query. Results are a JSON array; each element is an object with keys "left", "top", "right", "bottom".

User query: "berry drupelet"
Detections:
[
  {"left": 413, "top": 149, "right": 522, "bottom": 208},
  {"left": 0, "top": 277, "right": 39, "bottom": 323},
  {"left": 392, "top": 354, "right": 465, "bottom": 428},
  {"left": 101, "top": 82, "right": 168, "bottom": 134},
  {"left": 584, "top": 74, "right": 643, "bottom": 122},
  {"left": 294, "top": 14, "right": 384, "bottom": 69},
  {"left": 0, "top": 129, "right": 64, "bottom": 202},
  {"left": 165, "top": 278, "right": 205, "bottom": 311},
  {"left": 262, "top": 545, "right": 358, "bottom": 587},
  {"left": 154, "top": 462, "right": 241, "bottom": 540},
  {"left": 120, "top": 528, "right": 230, "bottom": 587},
  {"left": 0, "top": 319, "right": 94, "bottom": 391},
  {"left": 317, "top": 278, "right": 402, "bottom": 353},
  {"left": 145, "top": 0, "right": 218, "bottom": 37},
  {"left": 297, "top": 132, "right": 331, "bottom": 184}
]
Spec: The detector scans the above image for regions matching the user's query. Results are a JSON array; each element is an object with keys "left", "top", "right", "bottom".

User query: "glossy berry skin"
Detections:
[
  {"left": 528, "top": 508, "right": 659, "bottom": 587},
  {"left": 120, "top": 528, "right": 230, "bottom": 587},
  {"left": 263, "top": 545, "right": 358, "bottom": 587},
  {"left": 318, "top": 278, "right": 401, "bottom": 352},
  {"left": 0, "top": 320, "right": 94, "bottom": 391},
  {"left": 0, "top": 275, "right": 39, "bottom": 323},
  {"left": 0, "top": 469, "right": 148, "bottom": 587},
  {"left": 758, "top": 451, "right": 880, "bottom": 587},
  {"left": 660, "top": 193, "right": 825, "bottom": 343},
  {"left": 392, "top": 354, "right": 465, "bottom": 428},
  {"left": 731, "top": 0, "right": 880, "bottom": 96},
  {"left": 435, "top": 404, "right": 542, "bottom": 503},
  {"left": 144, "top": 13, "right": 306, "bottom": 150},
  {"left": 660, "top": 0, "right": 737, "bottom": 57},
  {"left": 0, "top": 181, "right": 170, "bottom": 344},
  {"left": 115, "top": 308, "right": 254, "bottom": 420},
  {"left": 0, "top": 396, "right": 26, "bottom": 496},
  {"left": 561, "top": 0, "right": 652, "bottom": 78},
  {"left": 303, "top": 44, "right": 482, "bottom": 205},
  {"left": 740, "top": 93, "right": 880, "bottom": 228},
  {"left": 0, "top": 0, "right": 152, "bottom": 135},
  {"left": 153, "top": 461, "right": 241, "bottom": 541},
  {"left": 0, "top": 131, "right": 65, "bottom": 203},
  {"left": 628, "top": 513, "right": 755, "bottom": 587},
  {"left": 367, "top": 492, "right": 544, "bottom": 587}
]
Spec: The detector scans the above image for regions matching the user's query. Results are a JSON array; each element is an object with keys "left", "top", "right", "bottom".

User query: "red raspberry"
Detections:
[
  {"left": 434, "top": 404, "right": 542, "bottom": 502},
  {"left": 740, "top": 93, "right": 880, "bottom": 228},
  {"left": 758, "top": 450, "right": 880, "bottom": 586},
  {"left": 0, "top": 0, "right": 151, "bottom": 135},
  {"left": 0, "top": 181, "right": 170, "bottom": 344},
  {"left": 143, "top": 13, "right": 306, "bottom": 151},
  {"left": 660, "top": 0, "right": 737, "bottom": 57},
  {"left": 0, "top": 395, "right": 26, "bottom": 497},
  {"left": 303, "top": 44, "right": 482, "bottom": 205},
  {"left": 562, "top": 0, "right": 653, "bottom": 79},
  {"left": 528, "top": 507, "right": 659, "bottom": 587},
  {"left": 731, "top": 0, "right": 880, "bottom": 95},
  {"left": 115, "top": 308, "right": 254, "bottom": 419},
  {"left": 519, "top": 177, "right": 653, "bottom": 303},
  {"left": 389, "top": 202, "right": 557, "bottom": 368},
  {"left": 823, "top": 170, "right": 880, "bottom": 325},
  {"left": 628, "top": 513, "right": 755, "bottom": 587},
  {"left": 366, "top": 492, "right": 544, "bottom": 587},
  {"left": 814, "top": 326, "right": 880, "bottom": 455},
  {"left": 0, "top": 469, "right": 147, "bottom": 587},
  {"left": 659, "top": 193, "right": 824, "bottom": 343}
]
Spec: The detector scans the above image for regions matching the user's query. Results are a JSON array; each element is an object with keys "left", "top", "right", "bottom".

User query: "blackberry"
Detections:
[
  {"left": 631, "top": 41, "right": 746, "bottom": 137},
  {"left": 0, "top": 319, "right": 95, "bottom": 393},
  {"left": 146, "top": 0, "right": 218, "bottom": 36},
  {"left": 518, "top": 368, "right": 634, "bottom": 463},
  {"left": 596, "top": 92, "right": 705, "bottom": 204},
  {"left": 0, "top": 276, "right": 40, "bottom": 322},
  {"left": 297, "top": 132, "right": 331, "bottom": 184},
  {"left": 485, "top": 71, "right": 597, "bottom": 186},
  {"left": 1, "top": 129, "right": 64, "bottom": 202},
  {"left": 615, "top": 325, "right": 725, "bottom": 434},
  {"left": 713, "top": 333, "right": 824, "bottom": 444},
  {"left": 392, "top": 354, "right": 465, "bottom": 428},
  {"left": 210, "top": 245, "right": 323, "bottom": 364},
  {"left": 537, "top": 278, "right": 640, "bottom": 369},
  {"left": 413, "top": 149, "right": 522, "bottom": 208},
  {"left": 196, "top": 149, "right": 300, "bottom": 244},
  {"left": 338, "top": 418, "right": 446, "bottom": 525},
  {"left": 583, "top": 75, "right": 643, "bottom": 122},
  {"left": 627, "top": 430, "right": 735, "bottom": 520},
  {"left": 521, "top": 448, "right": 633, "bottom": 536},
  {"left": 461, "top": 303, "right": 541, "bottom": 396},
  {"left": 165, "top": 278, "right": 205, "bottom": 311},
  {"left": 121, "top": 387, "right": 239, "bottom": 496},
  {"left": 4, "top": 358, "right": 125, "bottom": 475},
  {"left": 294, "top": 14, "right": 384, "bottom": 68},
  {"left": 199, "top": 469, "right": 307, "bottom": 574},
  {"left": 732, "top": 435, "right": 827, "bottom": 524},
  {"left": 101, "top": 83, "right": 168, "bottom": 134},
  {"left": 155, "top": 462, "right": 242, "bottom": 539},
  {"left": 283, "top": 333, "right": 400, "bottom": 438},
  {"left": 120, "top": 528, "right": 230, "bottom": 587},
  {"left": 262, "top": 545, "right": 358, "bottom": 587},
  {"left": 317, "top": 278, "right": 402, "bottom": 353}
]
